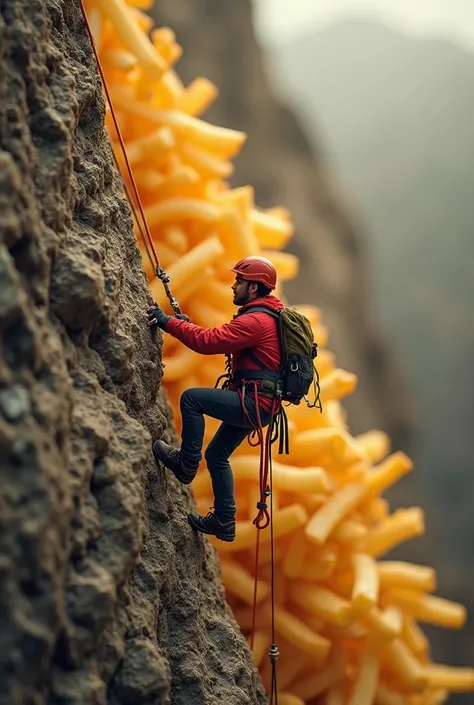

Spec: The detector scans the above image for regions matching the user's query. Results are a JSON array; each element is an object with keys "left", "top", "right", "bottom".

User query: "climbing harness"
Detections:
[{"left": 79, "top": 0, "right": 181, "bottom": 316}]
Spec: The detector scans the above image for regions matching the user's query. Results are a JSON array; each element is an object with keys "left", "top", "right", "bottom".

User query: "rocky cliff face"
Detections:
[
  {"left": 0, "top": 2, "right": 264, "bottom": 703},
  {"left": 150, "top": 0, "right": 416, "bottom": 452}
]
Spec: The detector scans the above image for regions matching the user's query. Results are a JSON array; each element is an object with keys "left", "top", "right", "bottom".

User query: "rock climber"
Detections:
[{"left": 147, "top": 256, "right": 283, "bottom": 543}]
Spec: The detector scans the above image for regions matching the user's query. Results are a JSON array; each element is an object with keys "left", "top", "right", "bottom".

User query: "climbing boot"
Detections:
[
  {"left": 187, "top": 509, "right": 236, "bottom": 542},
  {"left": 152, "top": 440, "right": 198, "bottom": 485}
]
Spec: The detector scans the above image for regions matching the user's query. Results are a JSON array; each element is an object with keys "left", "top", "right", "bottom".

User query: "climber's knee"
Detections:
[{"left": 180, "top": 387, "right": 200, "bottom": 412}]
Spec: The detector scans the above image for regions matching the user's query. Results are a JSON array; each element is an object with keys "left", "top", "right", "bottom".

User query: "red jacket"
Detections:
[{"left": 166, "top": 295, "right": 284, "bottom": 411}]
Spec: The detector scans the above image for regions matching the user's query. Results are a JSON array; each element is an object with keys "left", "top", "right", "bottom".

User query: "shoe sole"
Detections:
[
  {"left": 187, "top": 514, "right": 235, "bottom": 542},
  {"left": 152, "top": 442, "right": 195, "bottom": 485}
]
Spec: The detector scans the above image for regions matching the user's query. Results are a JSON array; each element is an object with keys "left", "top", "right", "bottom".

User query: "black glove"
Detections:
[
  {"left": 176, "top": 313, "right": 192, "bottom": 323},
  {"left": 147, "top": 304, "right": 171, "bottom": 330}
]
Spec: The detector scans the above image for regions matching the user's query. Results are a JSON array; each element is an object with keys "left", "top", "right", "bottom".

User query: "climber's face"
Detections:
[{"left": 232, "top": 275, "right": 257, "bottom": 306}]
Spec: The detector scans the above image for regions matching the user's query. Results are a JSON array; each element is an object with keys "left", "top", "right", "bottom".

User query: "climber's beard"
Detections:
[{"left": 232, "top": 284, "right": 252, "bottom": 307}]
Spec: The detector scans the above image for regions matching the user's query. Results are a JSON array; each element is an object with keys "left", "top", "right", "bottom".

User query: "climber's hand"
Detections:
[
  {"left": 176, "top": 313, "right": 192, "bottom": 323},
  {"left": 147, "top": 304, "right": 170, "bottom": 330}
]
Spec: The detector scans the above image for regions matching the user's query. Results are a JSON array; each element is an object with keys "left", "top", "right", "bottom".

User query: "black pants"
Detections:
[{"left": 179, "top": 387, "right": 272, "bottom": 515}]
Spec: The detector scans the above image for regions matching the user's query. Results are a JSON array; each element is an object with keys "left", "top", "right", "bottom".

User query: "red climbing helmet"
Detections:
[{"left": 231, "top": 256, "right": 277, "bottom": 290}]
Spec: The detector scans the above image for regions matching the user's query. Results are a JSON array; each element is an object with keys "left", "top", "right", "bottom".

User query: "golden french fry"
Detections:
[
  {"left": 179, "top": 141, "right": 233, "bottom": 179},
  {"left": 333, "top": 519, "right": 368, "bottom": 548},
  {"left": 424, "top": 665, "right": 474, "bottom": 691},
  {"left": 364, "top": 508, "right": 425, "bottom": 557},
  {"left": 374, "top": 683, "right": 407, "bottom": 705},
  {"left": 220, "top": 559, "right": 269, "bottom": 606},
  {"left": 291, "top": 645, "right": 347, "bottom": 701},
  {"left": 306, "top": 483, "right": 366, "bottom": 546},
  {"left": 232, "top": 455, "right": 332, "bottom": 494},
  {"left": 289, "top": 584, "right": 352, "bottom": 627},
  {"left": 352, "top": 552, "right": 379, "bottom": 612},
  {"left": 249, "top": 630, "right": 269, "bottom": 668},
  {"left": 251, "top": 208, "right": 294, "bottom": 249},
  {"left": 366, "top": 452, "right": 413, "bottom": 495},
  {"left": 162, "top": 344, "right": 200, "bottom": 381},
  {"left": 382, "top": 589, "right": 466, "bottom": 629},
  {"left": 276, "top": 694, "right": 305, "bottom": 705},
  {"left": 149, "top": 235, "right": 223, "bottom": 307},
  {"left": 347, "top": 649, "right": 379, "bottom": 705},
  {"left": 95, "top": 0, "right": 167, "bottom": 78},
  {"left": 401, "top": 617, "right": 429, "bottom": 658},
  {"left": 320, "top": 369, "right": 358, "bottom": 403},
  {"left": 378, "top": 562, "right": 436, "bottom": 593},
  {"left": 383, "top": 638, "right": 427, "bottom": 691},
  {"left": 355, "top": 429, "right": 390, "bottom": 463}
]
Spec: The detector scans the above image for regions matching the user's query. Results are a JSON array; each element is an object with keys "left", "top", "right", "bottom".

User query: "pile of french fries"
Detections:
[{"left": 83, "top": 1, "right": 474, "bottom": 702}]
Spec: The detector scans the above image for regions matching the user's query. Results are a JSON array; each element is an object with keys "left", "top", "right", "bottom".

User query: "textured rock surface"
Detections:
[
  {"left": 150, "top": 0, "right": 416, "bottom": 451},
  {"left": 0, "top": 2, "right": 265, "bottom": 703}
]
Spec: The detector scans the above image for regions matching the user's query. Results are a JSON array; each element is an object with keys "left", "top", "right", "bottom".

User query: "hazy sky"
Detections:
[{"left": 254, "top": 0, "right": 474, "bottom": 51}]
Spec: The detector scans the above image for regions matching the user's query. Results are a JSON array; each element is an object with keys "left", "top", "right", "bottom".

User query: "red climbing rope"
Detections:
[
  {"left": 246, "top": 390, "right": 281, "bottom": 705},
  {"left": 79, "top": 1, "right": 182, "bottom": 314},
  {"left": 79, "top": 1, "right": 159, "bottom": 266}
]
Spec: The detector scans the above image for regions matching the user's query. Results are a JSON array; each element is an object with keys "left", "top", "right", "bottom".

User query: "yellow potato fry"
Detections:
[
  {"left": 306, "top": 483, "right": 367, "bottom": 546},
  {"left": 277, "top": 694, "right": 305, "bottom": 705},
  {"left": 374, "top": 683, "right": 408, "bottom": 705},
  {"left": 291, "top": 645, "right": 348, "bottom": 701},
  {"left": 383, "top": 638, "right": 427, "bottom": 691},
  {"left": 347, "top": 649, "right": 379, "bottom": 705},
  {"left": 95, "top": 0, "right": 166, "bottom": 78},
  {"left": 364, "top": 508, "right": 425, "bottom": 557},
  {"left": 177, "top": 77, "right": 218, "bottom": 116},
  {"left": 333, "top": 519, "right": 368, "bottom": 547},
  {"left": 366, "top": 452, "right": 413, "bottom": 495},
  {"left": 299, "top": 547, "right": 338, "bottom": 581},
  {"left": 261, "top": 250, "right": 299, "bottom": 280},
  {"left": 290, "top": 428, "right": 346, "bottom": 465},
  {"left": 180, "top": 141, "right": 233, "bottom": 179},
  {"left": 321, "top": 683, "right": 346, "bottom": 705},
  {"left": 289, "top": 584, "right": 352, "bottom": 627},
  {"left": 320, "top": 369, "right": 358, "bottom": 402},
  {"left": 162, "top": 344, "right": 200, "bottom": 381},
  {"left": 355, "top": 429, "right": 391, "bottom": 463},
  {"left": 151, "top": 28, "right": 182, "bottom": 65},
  {"left": 352, "top": 552, "right": 380, "bottom": 612},
  {"left": 218, "top": 205, "right": 260, "bottom": 259},
  {"left": 378, "top": 562, "right": 436, "bottom": 593},
  {"left": 282, "top": 530, "right": 307, "bottom": 579},
  {"left": 249, "top": 629, "right": 268, "bottom": 667},
  {"left": 363, "top": 605, "right": 402, "bottom": 642},
  {"left": 266, "top": 604, "right": 331, "bottom": 660},
  {"left": 145, "top": 197, "right": 220, "bottom": 227},
  {"left": 121, "top": 126, "right": 175, "bottom": 166},
  {"left": 424, "top": 665, "right": 474, "bottom": 691},
  {"left": 215, "top": 504, "right": 308, "bottom": 553},
  {"left": 103, "top": 48, "right": 138, "bottom": 71},
  {"left": 232, "top": 455, "right": 332, "bottom": 494},
  {"left": 251, "top": 208, "right": 294, "bottom": 249},
  {"left": 382, "top": 589, "right": 466, "bottom": 629},
  {"left": 149, "top": 235, "right": 223, "bottom": 307},
  {"left": 162, "top": 225, "right": 188, "bottom": 254},
  {"left": 220, "top": 560, "right": 268, "bottom": 606},
  {"left": 110, "top": 90, "right": 246, "bottom": 156},
  {"left": 401, "top": 618, "right": 429, "bottom": 658}
]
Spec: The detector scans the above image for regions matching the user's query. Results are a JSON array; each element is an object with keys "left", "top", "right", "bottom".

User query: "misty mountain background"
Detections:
[{"left": 267, "top": 17, "right": 474, "bottom": 684}]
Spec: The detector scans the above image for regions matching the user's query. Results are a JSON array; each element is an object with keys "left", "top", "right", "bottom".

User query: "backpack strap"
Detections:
[{"left": 237, "top": 306, "right": 282, "bottom": 371}]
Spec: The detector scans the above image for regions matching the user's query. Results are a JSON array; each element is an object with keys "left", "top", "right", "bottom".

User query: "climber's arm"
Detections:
[{"left": 165, "top": 315, "right": 262, "bottom": 355}]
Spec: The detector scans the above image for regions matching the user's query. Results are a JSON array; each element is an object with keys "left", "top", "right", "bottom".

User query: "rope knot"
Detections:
[
  {"left": 256, "top": 501, "right": 267, "bottom": 510},
  {"left": 269, "top": 643, "right": 279, "bottom": 664}
]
